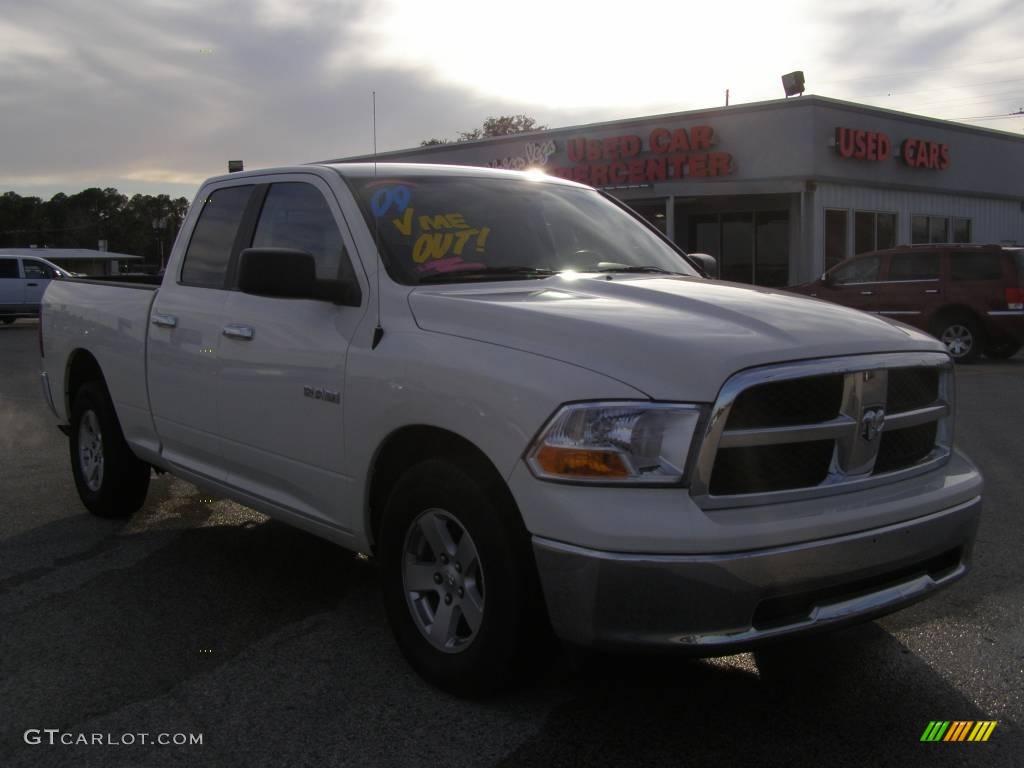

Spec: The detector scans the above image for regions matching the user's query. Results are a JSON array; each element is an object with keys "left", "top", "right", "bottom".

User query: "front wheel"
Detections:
[
  {"left": 379, "top": 458, "right": 548, "bottom": 696},
  {"left": 70, "top": 381, "right": 151, "bottom": 518}
]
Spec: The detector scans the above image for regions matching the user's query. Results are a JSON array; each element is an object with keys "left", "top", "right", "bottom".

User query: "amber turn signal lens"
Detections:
[{"left": 533, "top": 445, "right": 630, "bottom": 478}]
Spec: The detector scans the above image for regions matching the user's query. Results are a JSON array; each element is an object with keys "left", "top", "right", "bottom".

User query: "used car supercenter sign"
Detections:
[
  {"left": 549, "top": 126, "right": 734, "bottom": 186},
  {"left": 835, "top": 126, "right": 950, "bottom": 170}
]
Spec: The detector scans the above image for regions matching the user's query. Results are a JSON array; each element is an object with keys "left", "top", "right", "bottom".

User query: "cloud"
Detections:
[{"left": 0, "top": 0, "right": 1021, "bottom": 200}]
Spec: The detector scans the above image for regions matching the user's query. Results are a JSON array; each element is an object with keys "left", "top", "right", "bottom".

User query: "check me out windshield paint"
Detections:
[{"left": 348, "top": 175, "right": 699, "bottom": 284}]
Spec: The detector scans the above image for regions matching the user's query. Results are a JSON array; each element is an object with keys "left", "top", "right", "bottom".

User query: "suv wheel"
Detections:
[
  {"left": 936, "top": 316, "right": 982, "bottom": 363},
  {"left": 379, "top": 458, "right": 548, "bottom": 696},
  {"left": 985, "top": 339, "right": 1022, "bottom": 360}
]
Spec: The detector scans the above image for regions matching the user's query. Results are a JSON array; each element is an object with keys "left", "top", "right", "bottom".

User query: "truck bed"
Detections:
[{"left": 41, "top": 279, "right": 161, "bottom": 456}]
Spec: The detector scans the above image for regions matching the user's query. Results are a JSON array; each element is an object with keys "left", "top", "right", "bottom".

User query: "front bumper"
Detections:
[{"left": 533, "top": 494, "right": 980, "bottom": 651}]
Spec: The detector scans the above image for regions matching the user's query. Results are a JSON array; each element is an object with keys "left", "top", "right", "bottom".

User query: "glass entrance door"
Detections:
[{"left": 686, "top": 209, "right": 789, "bottom": 287}]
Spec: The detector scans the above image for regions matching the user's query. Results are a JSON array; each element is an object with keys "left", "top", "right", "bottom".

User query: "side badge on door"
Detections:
[{"left": 303, "top": 385, "right": 340, "bottom": 404}]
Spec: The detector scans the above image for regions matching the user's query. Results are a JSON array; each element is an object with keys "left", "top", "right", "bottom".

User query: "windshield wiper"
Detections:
[
  {"left": 417, "top": 266, "right": 559, "bottom": 283},
  {"left": 593, "top": 264, "right": 684, "bottom": 275}
]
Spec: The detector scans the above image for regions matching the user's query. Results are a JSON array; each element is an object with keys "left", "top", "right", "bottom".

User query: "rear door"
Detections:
[
  {"left": 946, "top": 250, "right": 1005, "bottom": 316},
  {"left": 20, "top": 259, "right": 56, "bottom": 310},
  {"left": 0, "top": 258, "right": 20, "bottom": 310},
  {"left": 817, "top": 254, "right": 882, "bottom": 313},
  {"left": 147, "top": 183, "right": 255, "bottom": 481},
  {"left": 217, "top": 176, "right": 367, "bottom": 527},
  {"left": 872, "top": 250, "right": 942, "bottom": 331}
]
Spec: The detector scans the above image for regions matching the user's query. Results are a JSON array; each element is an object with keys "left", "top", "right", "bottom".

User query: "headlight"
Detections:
[{"left": 526, "top": 402, "right": 703, "bottom": 484}]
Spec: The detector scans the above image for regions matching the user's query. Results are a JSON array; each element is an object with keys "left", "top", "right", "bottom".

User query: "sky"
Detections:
[{"left": 1, "top": 0, "right": 1021, "bottom": 202}]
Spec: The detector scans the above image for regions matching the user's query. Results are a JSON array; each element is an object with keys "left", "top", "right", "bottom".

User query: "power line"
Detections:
[
  {"left": 902, "top": 90, "right": 1024, "bottom": 110},
  {"left": 855, "top": 76, "right": 1024, "bottom": 100},
  {"left": 813, "top": 55, "right": 1024, "bottom": 86}
]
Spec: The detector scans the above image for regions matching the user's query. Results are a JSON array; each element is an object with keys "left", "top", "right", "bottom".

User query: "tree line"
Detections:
[
  {"left": 421, "top": 115, "right": 546, "bottom": 146},
  {"left": 0, "top": 187, "right": 190, "bottom": 266}
]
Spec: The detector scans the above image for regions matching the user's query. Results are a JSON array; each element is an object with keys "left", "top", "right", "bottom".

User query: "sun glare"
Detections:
[{"left": 354, "top": 0, "right": 825, "bottom": 111}]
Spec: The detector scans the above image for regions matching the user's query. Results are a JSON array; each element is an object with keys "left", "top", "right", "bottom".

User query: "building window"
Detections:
[
  {"left": 628, "top": 200, "right": 668, "bottom": 234},
  {"left": 953, "top": 217, "right": 972, "bottom": 243},
  {"left": 825, "top": 209, "right": 848, "bottom": 270},
  {"left": 854, "top": 211, "right": 897, "bottom": 254},
  {"left": 912, "top": 214, "right": 956, "bottom": 245},
  {"left": 686, "top": 210, "right": 789, "bottom": 286}
]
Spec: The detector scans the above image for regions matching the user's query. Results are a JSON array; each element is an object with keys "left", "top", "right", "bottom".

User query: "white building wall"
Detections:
[{"left": 808, "top": 183, "right": 1024, "bottom": 278}]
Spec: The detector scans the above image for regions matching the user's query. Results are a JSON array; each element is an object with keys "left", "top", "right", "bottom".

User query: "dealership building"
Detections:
[{"left": 334, "top": 95, "right": 1024, "bottom": 287}]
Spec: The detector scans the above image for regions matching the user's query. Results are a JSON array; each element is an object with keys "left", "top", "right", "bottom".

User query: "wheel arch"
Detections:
[
  {"left": 929, "top": 304, "right": 982, "bottom": 333},
  {"left": 365, "top": 425, "right": 515, "bottom": 554},
  {"left": 64, "top": 348, "right": 108, "bottom": 417}
]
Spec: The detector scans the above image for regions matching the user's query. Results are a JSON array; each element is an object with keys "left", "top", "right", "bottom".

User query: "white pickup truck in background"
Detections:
[{"left": 39, "top": 163, "right": 983, "bottom": 695}]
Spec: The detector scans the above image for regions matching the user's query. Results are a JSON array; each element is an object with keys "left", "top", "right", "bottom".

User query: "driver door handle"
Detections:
[
  {"left": 151, "top": 313, "right": 178, "bottom": 328},
  {"left": 26, "top": 282, "right": 38, "bottom": 287},
  {"left": 924, "top": 289, "right": 939, "bottom": 294},
  {"left": 860, "top": 290, "right": 873, "bottom": 296},
  {"left": 222, "top": 324, "right": 255, "bottom": 340}
]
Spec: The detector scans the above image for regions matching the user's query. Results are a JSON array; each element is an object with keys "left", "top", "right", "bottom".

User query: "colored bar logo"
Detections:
[{"left": 920, "top": 721, "right": 997, "bottom": 742}]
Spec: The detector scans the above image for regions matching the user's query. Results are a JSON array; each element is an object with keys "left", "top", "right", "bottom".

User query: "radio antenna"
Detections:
[{"left": 371, "top": 90, "right": 384, "bottom": 350}]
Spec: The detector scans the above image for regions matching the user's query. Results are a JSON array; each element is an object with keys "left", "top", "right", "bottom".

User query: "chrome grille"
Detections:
[{"left": 690, "top": 352, "right": 954, "bottom": 509}]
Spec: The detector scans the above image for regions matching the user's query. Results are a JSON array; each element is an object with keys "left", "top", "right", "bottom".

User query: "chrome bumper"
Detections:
[{"left": 533, "top": 495, "right": 980, "bottom": 651}]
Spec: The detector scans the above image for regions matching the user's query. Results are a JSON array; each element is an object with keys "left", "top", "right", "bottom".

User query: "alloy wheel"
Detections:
[
  {"left": 402, "top": 508, "right": 485, "bottom": 653},
  {"left": 78, "top": 409, "right": 104, "bottom": 492},
  {"left": 940, "top": 324, "right": 973, "bottom": 359}
]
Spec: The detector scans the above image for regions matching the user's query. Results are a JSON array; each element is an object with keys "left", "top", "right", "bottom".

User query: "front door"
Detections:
[
  {"left": 818, "top": 254, "right": 882, "bottom": 313},
  {"left": 21, "top": 259, "right": 55, "bottom": 309},
  {"left": 148, "top": 182, "right": 255, "bottom": 481},
  {"left": 216, "top": 177, "right": 367, "bottom": 528},
  {"left": 872, "top": 250, "right": 943, "bottom": 332}
]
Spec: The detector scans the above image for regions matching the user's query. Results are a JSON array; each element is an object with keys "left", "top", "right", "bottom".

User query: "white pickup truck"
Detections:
[{"left": 40, "top": 163, "right": 982, "bottom": 694}]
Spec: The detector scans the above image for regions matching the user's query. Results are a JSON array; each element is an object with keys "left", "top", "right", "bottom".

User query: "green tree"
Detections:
[
  {"left": 421, "top": 114, "right": 546, "bottom": 146},
  {"left": 0, "top": 187, "right": 190, "bottom": 266}
]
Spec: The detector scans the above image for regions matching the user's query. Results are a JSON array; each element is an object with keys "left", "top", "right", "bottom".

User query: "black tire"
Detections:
[
  {"left": 69, "top": 381, "right": 150, "bottom": 518},
  {"left": 379, "top": 457, "right": 548, "bottom": 696},
  {"left": 985, "top": 339, "right": 1022, "bottom": 360},
  {"left": 933, "top": 314, "right": 983, "bottom": 363}
]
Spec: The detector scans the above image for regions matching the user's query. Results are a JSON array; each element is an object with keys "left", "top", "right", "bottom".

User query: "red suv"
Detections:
[{"left": 789, "top": 244, "right": 1024, "bottom": 362}]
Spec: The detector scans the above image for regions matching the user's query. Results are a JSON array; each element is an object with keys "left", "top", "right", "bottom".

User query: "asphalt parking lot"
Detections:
[{"left": 1, "top": 318, "right": 1021, "bottom": 767}]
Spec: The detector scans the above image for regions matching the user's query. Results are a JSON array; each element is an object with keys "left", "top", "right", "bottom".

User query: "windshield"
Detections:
[{"left": 348, "top": 175, "right": 699, "bottom": 284}]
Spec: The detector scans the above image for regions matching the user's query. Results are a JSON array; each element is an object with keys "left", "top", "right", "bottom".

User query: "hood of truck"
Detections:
[{"left": 408, "top": 274, "right": 946, "bottom": 401}]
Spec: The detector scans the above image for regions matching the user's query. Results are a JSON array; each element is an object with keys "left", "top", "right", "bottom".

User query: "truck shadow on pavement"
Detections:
[{"left": 0, "top": 492, "right": 1018, "bottom": 767}]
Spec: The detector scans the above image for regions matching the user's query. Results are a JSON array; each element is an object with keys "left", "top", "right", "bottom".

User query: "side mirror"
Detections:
[
  {"left": 822, "top": 271, "right": 835, "bottom": 286},
  {"left": 239, "top": 248, "right": 316, "bottom": 299},
  {"left": 688, "top": 252, "right": 719, "bottom": 279},
  {"left": 238, "top": 248, "right": 359, "bottom": 305}
]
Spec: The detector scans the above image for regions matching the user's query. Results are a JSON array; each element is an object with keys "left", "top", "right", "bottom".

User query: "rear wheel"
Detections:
[
  {"left": 935, "top": 315, "right": 982, "bottom": 363},
  {"left": 985, "top": 339, "right": 1022, "bottom": 360},
  {"left": 70, "top": 381, "right": 150, "bottom": 518},
  {"left": 379, "top": 458, "right": 548, "bottom": 696}
]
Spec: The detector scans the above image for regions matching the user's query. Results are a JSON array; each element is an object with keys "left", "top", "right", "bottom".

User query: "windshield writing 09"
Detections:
[{"left": 350, "top": 176, "right": 696, "bottom": 283}]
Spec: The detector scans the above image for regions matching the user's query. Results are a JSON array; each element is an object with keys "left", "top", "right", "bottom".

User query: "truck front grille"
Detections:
[{"left": 691, "top": 353, "right": 954, "bottom": 509}]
